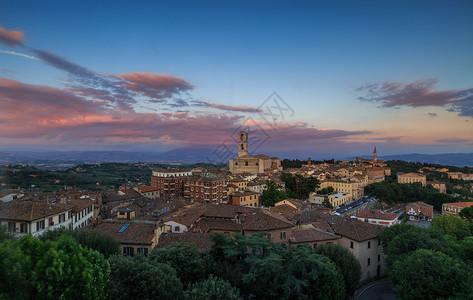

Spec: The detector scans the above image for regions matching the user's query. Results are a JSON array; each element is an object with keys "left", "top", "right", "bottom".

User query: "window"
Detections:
[
  {"left": 137, "top": 247, "right": 148, "bottom": 256},
  {"left": 281, "top": 231, "right": 286, "bottom": 239},
  {"left": 378, "top": 238, "right": 381, "bottom": 245},
  {"left": 175, "top": 226, "right": 180, "bottom": 232},
  {"left": 367, "top": 258, "right": 371, "bottom": 266},
  {"left": 49, "top": 218, "right": 54, "bottom": 226},
  {"left": 378, "top": 254, "right": 381, "bottom": 262},
  {"left": 36, "top": 220, "right": 45, "bottom": 231},
  {"left": 59, "top": 214, "right": 65, "bottom": 223},
  {"left": 8, "top": 222, "right": 15, "bottom": 232},
  {"left": 20, "top": 223, "right": 28, "bottom": 233},
  {"left": 350, "top": 241, "right": 354, "bottom": 249},
  {"left": 368, "top": 241, "right": 371, "bottom": 249},
  {"left": 123, "top": 247, "right": 134, "bottom": 256}
]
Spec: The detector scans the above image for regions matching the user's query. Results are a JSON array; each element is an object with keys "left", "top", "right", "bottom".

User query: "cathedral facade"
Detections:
[{"left": 229, "top": 131, "right": 282, "bottom": 174}]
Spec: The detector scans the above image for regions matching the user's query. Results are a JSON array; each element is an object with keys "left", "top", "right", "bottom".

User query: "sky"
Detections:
[{"left": 1, "top": 0, "right": 473, "bottom": 159}]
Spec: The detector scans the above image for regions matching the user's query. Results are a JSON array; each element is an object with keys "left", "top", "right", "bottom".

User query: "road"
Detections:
[{"left": 357, "top": 278, "right": 399, "bottom": 300}]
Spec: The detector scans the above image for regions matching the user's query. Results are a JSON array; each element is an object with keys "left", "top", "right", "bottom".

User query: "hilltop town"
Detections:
[{"left": 1, "top": 132, "right": 473, "bottom": 299}]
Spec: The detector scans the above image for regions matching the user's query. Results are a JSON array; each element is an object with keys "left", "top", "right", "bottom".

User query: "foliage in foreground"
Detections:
[{"left": 0, "top": 235, "right": 110, "bottom": 299}]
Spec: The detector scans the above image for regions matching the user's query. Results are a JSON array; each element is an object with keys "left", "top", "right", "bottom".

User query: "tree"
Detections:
[
  {"left": 384, "top": 226, "right": 453, "bottom": 266},
  {"left": 0, "top": 235, "right": 110, "bottom": 299},
  {"left": 280, "top": 173, "right": 320, "bottom": 200},
  {"left": 149, "top": 242, "right": 203, "bottom": 285},
  {"left": 107, "top": 254, "right": 182, "bottom": 300},
  {"left": 0, "top": 225, "right": 15, "bottom": 243},
  {"left": 314, "top": 243, "right": 361, "bottom": 297},
  {"left": 459, "top": 206, "right": 473, "bottom": 222},
  {"left": 431, "top": 214, "right": 471, "bottom": 240},
  {"left": 322, "top": 196, "right": 333, "bottom": 209},
  {"left": 184, "top": 275, "right": 242, "bottom": 300},
  {"left": 284, "top": 246, "right": 345, "bottom": 300},
  {"left": 457, "top": 236, "right": 473, "bottom": 265},
  {"left": 260, "top": 180, "right": 288, "bottom": 206},
  {"left": 39, "top": 227, "right": 120, "bottom": 258},
  {"left": 390, "top": 249, "right": 473, "bottom": 300}
]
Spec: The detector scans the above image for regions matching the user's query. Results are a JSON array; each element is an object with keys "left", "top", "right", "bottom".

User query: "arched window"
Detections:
[
  {"left": 241, "top": 144, "right": 244, "bottom": 150},
  {"left": 245, "top": 161, "right": 248, "bottom": 166}
]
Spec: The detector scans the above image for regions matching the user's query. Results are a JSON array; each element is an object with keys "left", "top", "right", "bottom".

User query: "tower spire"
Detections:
[{"left": 373, "top": 146, "right": 378, "bottom": 162}]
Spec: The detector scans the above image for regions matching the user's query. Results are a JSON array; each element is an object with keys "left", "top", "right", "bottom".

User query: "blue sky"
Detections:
[{"left": 1, "top": 0, "right": 473, "bottom": 158}]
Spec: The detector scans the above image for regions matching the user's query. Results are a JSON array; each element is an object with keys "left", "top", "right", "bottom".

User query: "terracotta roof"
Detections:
[
  {"left": 164, "top": 203, "right": 206, "bottom": 228},
  {"left": 406, "top": 201, "right": 433, "bottom": 209},
  {"left": 356, "top": 209, "right": 398, "bottom": 221},
  {"left": 157, "top": 232, "right": 213, "bottom": 252},
  {"left": 135, "top": 185, "right": 160, "bottom": 193},
  {"left": 288, "top": 228, "right": 340, "bottom": 244},
  {"left": 93, "top": 220, "right": 156, "bottom": 245},
  {"left": 232, "top": 191, "right": 259, "bottom": 197},
  {"left": 193, "top": 218, "right": 242, "bottom": 232},
  {"left": 328, "top": 217, "right": 383, "bottom": 242},
  {"left": 0, "top": 200, "right": 72, "bottom": 221},
  {"left": 68, "top": 199, "right": 95, "bottom": 213},
  {"left": 443, "top": 202, "right": 473, "bottom": 208}
]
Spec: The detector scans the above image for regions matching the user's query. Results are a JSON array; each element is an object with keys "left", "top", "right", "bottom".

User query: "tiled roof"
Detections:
[
  {"left": 135, "top": 185, "right": 160, "bottom": 193},
  {"left": 406, "top": 201, "right": 433, "bottom": 209},
  {"left": 93, "top": 220, "right": 156, "bottom": 245},
  {"left": 443, "top": 202, "right": 473, "bottom": 208},
  {"left": 0, "top": 200, "right": 72, "bottom": 221},
  {"left": 356, "top": 209, "right": 398, "bottom": 221},
  {"left": 288, "top": 228, "right": 340, "bottom": 244},
  {"left": 193, "top": 218, "right": 242, "bottom": 232},
  {"left": 327, "top": 217, "right": 383, "bottom": 242},
  {"left": 157, "top": 232, "right": 213, "bottom": 252}
]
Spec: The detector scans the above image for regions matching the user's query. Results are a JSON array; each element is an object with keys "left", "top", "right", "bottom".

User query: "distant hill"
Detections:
[
  {"left": 0, "top": 148, "right": 218, "bottom": 170},
  {"left": 373, "top": 153, "right": 473, "bottom": 167}
]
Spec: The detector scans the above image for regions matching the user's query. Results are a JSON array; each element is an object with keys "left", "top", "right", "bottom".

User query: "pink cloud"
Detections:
[
  {"left": 119, "top": 72, "right": 193, "bottom": 99},
  {"left": 0, "top": 78, "right": 370, "bottom": 150},
  {"left": 0, "top": 26, "right": 24, "bottom": 47}
]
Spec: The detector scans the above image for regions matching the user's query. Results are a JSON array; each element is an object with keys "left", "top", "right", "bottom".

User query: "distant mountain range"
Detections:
[
  {"left": 1, "top": 149, "right": 472, "bottom": 169},
  {"left": 356, "top": 153, "right": 473, "bottom": 167}
]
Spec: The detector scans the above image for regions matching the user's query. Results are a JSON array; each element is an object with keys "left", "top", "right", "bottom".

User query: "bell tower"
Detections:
[
  {"left": 238, "top": 131, "right": 248, "bottom": 157},
  {"left": 373, "top": 146, "right": 378, "bottom": 162}
]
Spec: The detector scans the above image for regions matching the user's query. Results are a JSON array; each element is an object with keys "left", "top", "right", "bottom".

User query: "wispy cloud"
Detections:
[
  {"left": 0, "top": 26, "right": 24, "bottom": 47},
  {"left": 436, "top": 138, "right": 471, "bottom": 144},
  {"left": 0, "top": 49, "right": 40, "bottom": 60},
  {"left": 355, "top": 79, "right": 473, "bottom": 118},
  {"left": 194, "top": 101, "right": 263, "bottom": 113}
]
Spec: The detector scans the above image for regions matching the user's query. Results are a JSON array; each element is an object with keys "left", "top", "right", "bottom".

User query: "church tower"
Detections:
[
  {"left": 373, "top": 146, "right": 378, "bottom": 162},
  {"left": 238, "top": 131, "right": 248, "bottom": 157}
]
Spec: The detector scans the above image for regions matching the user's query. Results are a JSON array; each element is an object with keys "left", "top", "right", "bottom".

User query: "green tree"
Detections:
[
  {"left": 459, "top": 206, "right": 473, "bottom": 222},
  {"left": 260, "top": 180, "right": 288, "bottom": 206},
  {"left": 314, "top": 243, "right": 361, "bottom": 297},
  {"left": 322, "top": 196, "right": 333, "bottom": 209},
  {"left": 107, "top": 254, "right": 183, "bottom": 300},
  {"left": 150, "top": 242, "right": 202, "bottom": 285},
  {"left": 390, "top": 249, "right": 473, "bottom": 300},
  {"left": 284, "top": 246, "right": 345, "bottom": 300},
  {"left": 431, "top": 214, "right": 471, "bottom": 240},
  {"left": 39, "top": 227, "right": 120, "bottom": 258},
  {"left": 280, "top": 173, "right": 319, "bottom": 200},
  {"left": 0, "top": 235, "right": 110, "bottom": 299},
  {"left": 0, "top": 225, "right": 15, "bottom": 243},
  {"left": 384, "top": 226, "right": 453, "bottom": 266},
  {"left": 457, "top": 236, "right": 473, "bottom": 265},
  {"left": 184, "top": 275, "right": 242, "bottom": 300}
]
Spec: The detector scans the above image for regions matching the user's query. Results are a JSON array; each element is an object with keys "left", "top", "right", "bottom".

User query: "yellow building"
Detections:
[
  {"left": 320, "top": 179, "right": 363, "bottom": 201},
  {"left": 427, "top": 180, "right": 446, "bottom": 193},
  {"left": 231, "top": 191, "right": 260, "bottom": 207},
  {"left": 397, "top": 172, "right": 427, "bottom": 185}
]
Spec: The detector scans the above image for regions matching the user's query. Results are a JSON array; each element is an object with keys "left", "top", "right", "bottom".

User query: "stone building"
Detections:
[{"left": 229, "top": 131, "right": 282, "bottom": 174}]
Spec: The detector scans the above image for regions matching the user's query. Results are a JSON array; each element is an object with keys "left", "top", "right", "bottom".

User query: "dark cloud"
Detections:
[
  {"left": 194, "top": 100, "right": 263, "bottom": 113},
  {"left": 447, "top": 89, "right": 473, "bottom": 117},
  {"left": 428, "top": 112, "right": 437, "bottom": 117},
  {"left": 0, "top": 26, "right": 24, "bottom": 47},
  {"left": 369, "top": 136, "right": 405, "bottom": 143},
  {"left": 356, "top": 79, "right": 473, "bottom": 118}
]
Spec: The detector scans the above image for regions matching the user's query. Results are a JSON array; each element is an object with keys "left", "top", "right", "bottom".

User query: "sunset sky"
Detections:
[{"left": 1, "top": 1, "right": 473, "bottom": 159}]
